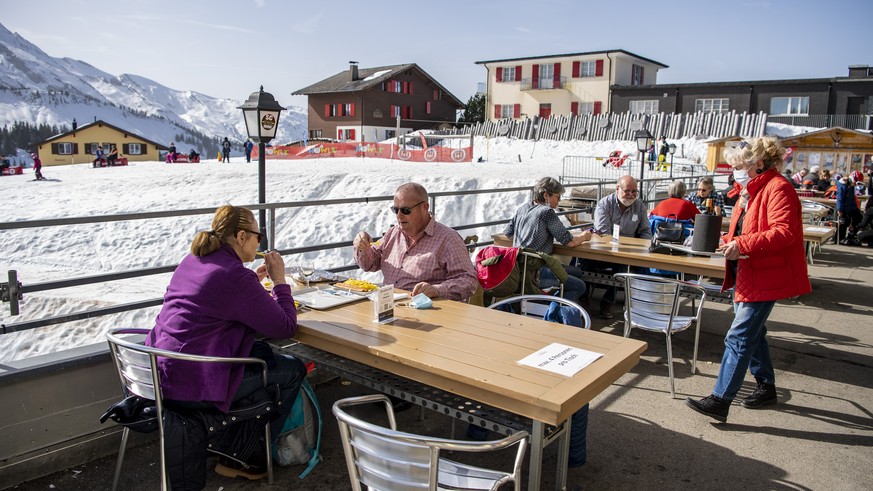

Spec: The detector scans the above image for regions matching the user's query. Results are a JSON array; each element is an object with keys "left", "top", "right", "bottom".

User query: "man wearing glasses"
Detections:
[
  {"left": 588, "top": 175, "right": 652, "bottom": 319},
  {"left": 353, "top": 182, "right": 478, "bottom": 301}
]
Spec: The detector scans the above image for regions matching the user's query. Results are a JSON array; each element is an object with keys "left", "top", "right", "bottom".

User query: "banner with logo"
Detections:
[{"left": 252, "top": 142, "right": 472, "bottom": 163}]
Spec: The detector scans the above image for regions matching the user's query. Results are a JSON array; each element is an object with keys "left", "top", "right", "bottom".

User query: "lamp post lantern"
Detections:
[
  {"left": 635, "top": 129, "right": 653, "bottom": 183},
  {"left": 238, "top": 86, "right": 284, "bottom": 251},
  {"left": 668, "top": 143, "right": 677, "bottom": 179}
]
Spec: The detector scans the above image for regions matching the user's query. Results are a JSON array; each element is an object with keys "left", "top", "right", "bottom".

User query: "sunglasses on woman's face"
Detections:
[{"left": 390, "top": 201, "right": 425, "bottom": 215}]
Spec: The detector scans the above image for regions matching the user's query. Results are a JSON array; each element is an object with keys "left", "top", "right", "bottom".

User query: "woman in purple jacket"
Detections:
[{"left": 146, "top": 205, "right": 305, "bottom": 479}]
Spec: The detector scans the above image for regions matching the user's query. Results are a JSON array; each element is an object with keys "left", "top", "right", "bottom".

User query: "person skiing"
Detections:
[
  {"left": 32, "top": 153, "right": 44, "bottom": 180},
  {"left": 222, "top": 137, "right": 232, "bottom": 163}
]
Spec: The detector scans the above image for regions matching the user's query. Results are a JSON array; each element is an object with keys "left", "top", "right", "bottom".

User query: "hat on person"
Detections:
[{"left": 810, "top": 165, "right": 820, "bottom": 173}]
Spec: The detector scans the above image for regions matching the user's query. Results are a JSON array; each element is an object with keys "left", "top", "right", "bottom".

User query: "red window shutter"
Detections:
[
  {"left": 433, "top": 89, "right": 438, "bottom": 100},
  {"left": 496, "top": 67, "right": 503, "bottom": 82},
  {"left": 426, "top": 101, "right": 432, "bottom": 114},
  {"left": 494, "top": 104, "right": 501, "bottom": 118},
  {"left": 571, "top": 102, "right": 578, "bottom": 115},
  {"left": 387, "top": 80, "right": 394, "bottom": 93},
  {"left": 554, "top": 63, "right": 561, "bottom": 87},
  {"left": 338, "top": 129, "right": 343, "bottom": 139},
  {"left": 515, "top": 66, "right": 522, "bottom": 81},
  {"left": 409, "top": 82, "right": 413, "bottom": 95},
  {"left": 513, "top": 104, "right": 521, "bottom": 118},
  {"left": 324, "top": 104, "right": 330, "bottom": 117},
  {"left": 595, "top": 59, "right": 604, "bottom": 76},
  {"left": 593, "top": 101, "right": 602, "bottom": 115},
  {"left": 391, "top": 105, "right": 397, "bottom": 117},
  {"left": 350, "top": 129, "right": 355, "bottom": 140},
  {"left": 350, "top": 103, "right": 355, "bottom": 117},
  {"left": 572, "top": 61, "right": 580, "bottom": 78},
  {"left": 532, "top": 65, "right": 539, "bottom": 89},
  {"left": 405, "top": 106, "right": 412, "bottom": 119}
]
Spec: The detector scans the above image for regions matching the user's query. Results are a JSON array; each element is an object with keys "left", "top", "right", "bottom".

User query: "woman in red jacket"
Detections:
[{"left": 686, "top": 137, "right": 811, "bottom": 422}]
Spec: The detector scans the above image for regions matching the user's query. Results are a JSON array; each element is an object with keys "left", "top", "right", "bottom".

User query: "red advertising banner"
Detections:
[{"left": 252, "top": 142, "right": 472, "bottom": 163}]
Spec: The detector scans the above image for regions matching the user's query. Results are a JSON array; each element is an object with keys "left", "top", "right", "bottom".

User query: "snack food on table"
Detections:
[{"left": 335, "top": 278, "right": 379, "bottom": 292}]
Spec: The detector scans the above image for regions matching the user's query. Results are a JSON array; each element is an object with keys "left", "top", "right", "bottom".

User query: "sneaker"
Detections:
[
  {"left": 685, "top": 395, "right": 730, "bottom": 422},
  {"left": 742, "top": 381, "right": 777, "bottom": 409},
  {"left": 214, "top": 459, "right": 267, "bottom": 481},
  {"left": 598, "top": 301, "right": 614, "bottom": 320}
]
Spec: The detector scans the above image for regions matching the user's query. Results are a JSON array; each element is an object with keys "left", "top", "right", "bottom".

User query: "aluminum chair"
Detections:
[
  {"left": 488, "top": 294, "right": 591, "bottom": 329},
  {"left": 105, "top": 328, "right": 273, "bottom": 490},
  {"left": 333, "top": 394, "right": 529, "bottom": 491},
  {"left": 613, "top": 273, "right": 707, "bottom": 398}
]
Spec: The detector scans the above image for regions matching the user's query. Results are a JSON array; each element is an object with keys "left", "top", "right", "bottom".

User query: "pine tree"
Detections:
[{"left": 459, "top": 93, "right": 485, "bottom": 124}]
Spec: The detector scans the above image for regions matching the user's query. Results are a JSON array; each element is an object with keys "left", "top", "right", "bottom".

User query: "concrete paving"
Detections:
[{"left": 7, "top": 243, "right": 873, "bottom": 491}]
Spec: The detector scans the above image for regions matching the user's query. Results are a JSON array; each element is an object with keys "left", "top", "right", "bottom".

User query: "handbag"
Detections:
[{"left": 649, "top": 214, "right": 687, "bottom": 255}]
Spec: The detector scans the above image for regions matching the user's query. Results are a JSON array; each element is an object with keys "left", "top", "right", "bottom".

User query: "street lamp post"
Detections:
[
  {"left": 668, "top": 143, "right": 677, "bottom": 179},
  {"left": 238, "top": 86, "right": 284, "bottom": 251},
  {"left": 635, "top": 129, "right": 653, "bottom": 183}
]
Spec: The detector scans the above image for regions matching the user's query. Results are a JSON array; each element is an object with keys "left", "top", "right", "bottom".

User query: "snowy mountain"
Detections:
[{"left": 0, "top": 22, "right": 306, "bottom": 155}]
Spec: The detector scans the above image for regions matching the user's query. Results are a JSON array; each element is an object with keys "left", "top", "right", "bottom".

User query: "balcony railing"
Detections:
[
  {"left": 520, "top": 76, "right": 567, "bottom": 91},
  {"left": 767, "top": 114, "right": 872, "bottom": 130}
]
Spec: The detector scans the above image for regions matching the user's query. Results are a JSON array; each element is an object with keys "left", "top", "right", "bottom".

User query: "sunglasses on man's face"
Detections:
[{"left": 390, "top": 200, "right": 425, "bottom": 215}]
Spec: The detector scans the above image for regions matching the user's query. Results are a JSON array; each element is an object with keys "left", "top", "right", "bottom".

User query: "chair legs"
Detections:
[
  {"left": 110, "top": 427, "right": 130, "bottom": 491},
  {"left": 665, "top": 333, "right": 676, "bottom": 399}
]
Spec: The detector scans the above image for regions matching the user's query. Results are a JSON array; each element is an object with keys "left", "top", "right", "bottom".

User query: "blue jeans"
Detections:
[
  {"left": 712, "top": 300, "right": 776, "bottom": 401},
  {"left": 235, "top": 353, "right": 307, "bottom": 445},
  {"left": 539, "top": 265, "right": 587, "bottom": 303}
]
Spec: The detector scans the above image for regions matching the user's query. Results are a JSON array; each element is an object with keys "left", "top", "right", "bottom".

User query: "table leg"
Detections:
[
  {"left": 554, "top": 422, "right": 570, "bottom": 491},
  {"left": 528, "top": 421, "right": 544, "bottom": 491}
]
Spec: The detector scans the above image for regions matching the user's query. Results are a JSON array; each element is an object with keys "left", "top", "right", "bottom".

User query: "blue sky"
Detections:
[{"left": 3, "top": 0, "right": 872, "bottom": 109}]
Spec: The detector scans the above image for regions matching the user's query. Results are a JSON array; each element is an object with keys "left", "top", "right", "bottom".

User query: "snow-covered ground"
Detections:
[{"left": 0, "top": 131, "right": 799, "bottom": 362}]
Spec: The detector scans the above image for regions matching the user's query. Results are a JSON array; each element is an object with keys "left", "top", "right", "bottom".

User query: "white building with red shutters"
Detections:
[{"left": 475, "top": 49, "right": 667, "bottom": 122}]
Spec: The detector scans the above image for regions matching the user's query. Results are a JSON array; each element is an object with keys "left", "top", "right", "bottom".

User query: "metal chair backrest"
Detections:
[
  {"left": 105, "top": 328, "right": 271, "bottom": 490},
  {"left": 488, "top": 294, "right": 591, "bottom": 329},
  {"left": 614, "top": 273, "right": 707, "bottom": 332},
  {"left": 333, "top": 394, "right": 528, "bottom": 491}
]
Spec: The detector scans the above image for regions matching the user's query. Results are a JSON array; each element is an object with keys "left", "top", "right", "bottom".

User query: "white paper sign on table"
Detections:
[
  {"left": 517, "top": 343, "right": 603, "bottom": 377},
  {"left": 612, "top": 224, "right": 621, "bottom": 244}
]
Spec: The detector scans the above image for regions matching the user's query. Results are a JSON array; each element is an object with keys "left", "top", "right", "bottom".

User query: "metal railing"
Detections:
[
  {"left": 767, "top": 114, "right": 872, "bottom": 130},
  {"left": 2, "top": 183, "right": 595, "bottom": 335}
]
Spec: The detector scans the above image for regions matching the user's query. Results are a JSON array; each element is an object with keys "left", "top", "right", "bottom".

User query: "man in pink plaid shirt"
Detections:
[{"left": 353, "top": 182, "right": 478, "bottom": 301}]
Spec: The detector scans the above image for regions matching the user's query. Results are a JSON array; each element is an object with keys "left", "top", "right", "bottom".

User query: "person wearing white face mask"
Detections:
[
  {"left": 686, "top": 137, "right": 811, "bottom": 423},
  {"left": 586, "top": 175, "right": 652, "bottom": 318}
]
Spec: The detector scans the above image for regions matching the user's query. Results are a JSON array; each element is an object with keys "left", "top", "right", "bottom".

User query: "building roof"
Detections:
[
  {"left": 612, "top": 75, "right": 873, "bottom": 90},
  {"left": 39, "top": 120, "right": 168, "bottom": 149},
  {"left": 292, "top": 63, "right": 464, "bottom": 107},
  {"left": 474, "top": 49, "right": 668, "bottom": 68}
]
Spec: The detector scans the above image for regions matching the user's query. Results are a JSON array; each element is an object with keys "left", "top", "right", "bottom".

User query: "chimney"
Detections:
[
  {"left": 72, "top": 118, "right": 77, "bottom": 131},
  {"left": 349, "top": 61, "right": 359, "bottom": 81}
]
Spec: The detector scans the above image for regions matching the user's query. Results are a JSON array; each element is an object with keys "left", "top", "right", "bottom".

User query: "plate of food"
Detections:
[
  {"left": 332, "top": 278, "right": 380, "bottom": 294},
  {"left": 290, "top": 267, "right": 347, "bottom": 284},
  {"left": 292, "top": 287, "right": 367, "bottom": 310}
]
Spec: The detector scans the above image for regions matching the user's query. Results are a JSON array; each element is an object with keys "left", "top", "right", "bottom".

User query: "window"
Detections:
[
  {"left": 432, "top": 89, "right": 441, "bottom": 100},
  {"left": 341, "top": 129, "right": 356, "bottom": 140},
  {"left": 426, "top": 101, "right": 432, "bottom": 114},
  {"left": 309, "top": 129, "right": 322, "bottom": 139},
  {"left": 500, "top": 105, "right": 515, "bottom": 118},
  {"left": 538, "top": 63, "right": 554, "bottom": 89},
  {"left": 500, "top": 66, "right": 517, "bottom": 82},
  {"left": 127, "top": 143, "right": 142, "bottom": 155},
  {"left": 324, "top": 104, "right": 337, "bottom": 118},
  {"left": 56, "top": 142, "right": 73, "bottom": 155},
  {"left": 629, "top": 100, "right": 659, "bottom": 114},
  {"left": 770, "top": 96, "right": 809, "bottom": 116},
  {"left": 695, "top": 98, "right": 730, "bottom": 113},
  {"left": 580, "top": 61, "right": 596, "bottom": 77},
  {"left": 390, "top": 105, "right": 411, "bottom": 118},
  {"left": 341, "top": 103, "right": 356, "bottom": 117},
  {"left": 539, "top": 103, "right": 552, "bottom": 118},
  {"left": 385, "top": 130, "right": 396, "bottom": 139},
  {"left": 631, "top": 64, "right": 645, "bottom": 85},
  {"left": 576, "top": 102, "right": 594, "bottom": 114},
  {"left": 384, "top": 80, "right": 413, "bottom": 94}
]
